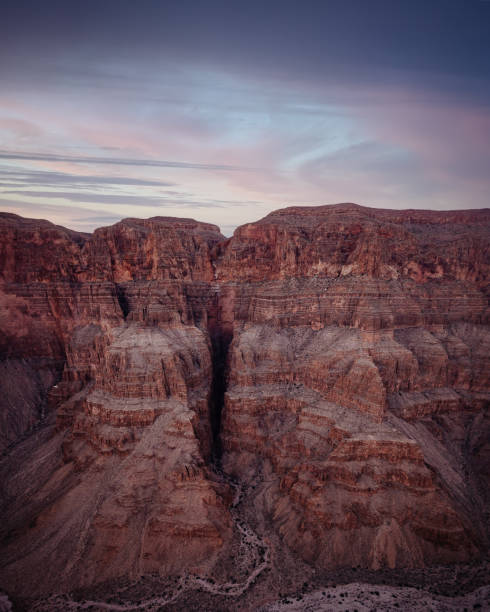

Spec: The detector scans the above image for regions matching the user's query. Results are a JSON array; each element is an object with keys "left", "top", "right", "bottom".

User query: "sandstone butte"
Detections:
[{"left": 0, "top": 203, "right": 489, "bottom": 604}]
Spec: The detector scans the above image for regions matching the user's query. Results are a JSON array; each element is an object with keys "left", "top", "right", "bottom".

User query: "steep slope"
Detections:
[{"left": 0, "top": 213, "right": 231, "bottom": 597}]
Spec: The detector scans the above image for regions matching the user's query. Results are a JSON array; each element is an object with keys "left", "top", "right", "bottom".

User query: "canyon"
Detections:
[{"left": 0, "top": 203, "right": 489, "bottom": 610}]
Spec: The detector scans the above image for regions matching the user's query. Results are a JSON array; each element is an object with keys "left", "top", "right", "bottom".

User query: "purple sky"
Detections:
[{"left": 1, "top": 0, "right": 489, "bottom": 234}]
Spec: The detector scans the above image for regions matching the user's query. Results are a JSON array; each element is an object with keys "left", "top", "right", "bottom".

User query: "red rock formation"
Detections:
[
  {"left": 82, "top": 216, "right": 223, "bottom": 282},
  {"left": 216, "top": 203, "right": 490, "bottom": 286},
  {"left": 0, "top": 212, "right": 229, "bottom": 598},
  {"left": 0, "top": 204, "right": 489, "bottom": 601}
]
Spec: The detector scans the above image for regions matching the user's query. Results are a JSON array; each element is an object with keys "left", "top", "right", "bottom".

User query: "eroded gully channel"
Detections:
[
  {"left": 207, "top": 283, "right": 234, "bottom": 465},
  {"left": 208, "top": 328, "right": 232, "bottom": 464}
]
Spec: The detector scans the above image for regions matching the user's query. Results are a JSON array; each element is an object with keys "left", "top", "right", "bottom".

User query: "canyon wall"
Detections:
[{"left": 0, "top": 203, "right": 489, "bottom": 599}]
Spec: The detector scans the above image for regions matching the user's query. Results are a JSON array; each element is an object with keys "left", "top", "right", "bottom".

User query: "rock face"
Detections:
[
  {"left": 0, "top": 213, "right": 230, "bottom": 597},
  {"left": 0, "top": 204, "right": 489, "bottom": 601}
]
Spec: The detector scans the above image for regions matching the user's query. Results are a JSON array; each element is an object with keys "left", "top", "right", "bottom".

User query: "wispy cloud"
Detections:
[
  {"left": 0, "top": 167, "right": 175, "bottom": 189},
  {"left": 2, "top": 190, "right": 179, "bottom": 207},
  {"left": 0, "top": 150, "right": 254, "bottom": 172},
  {"left": 1, "top": 189, "right": 259, "bottom": 209},
  {"left": 69, "top": 214, "right": 127, "bottom": 226},
  {"left": 0, "top": 198, "right": 124, "bottom": 227}
]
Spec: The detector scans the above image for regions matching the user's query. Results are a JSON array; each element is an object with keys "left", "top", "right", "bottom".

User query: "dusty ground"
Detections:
[{"left": 263, "top": 583, "right": 490, "bottom": 611}]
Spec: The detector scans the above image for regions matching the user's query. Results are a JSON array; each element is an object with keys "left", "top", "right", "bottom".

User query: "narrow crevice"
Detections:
[
  {"left": 115, "top": 284, "right": 130, "bottom": 319},
  {"left": 209, "top": 328, "right": 232, "bottom": 466}
]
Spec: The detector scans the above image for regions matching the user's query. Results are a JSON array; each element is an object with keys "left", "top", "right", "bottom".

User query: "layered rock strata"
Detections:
[
  {"left": 0, "top": 213, "right": 230, "bottom": 597},
  {"left": 0, "top": 203, "right": 489, "bottom": 600},
  {"left": 217, "top": 205, "right": 489, "bottom": 571}
]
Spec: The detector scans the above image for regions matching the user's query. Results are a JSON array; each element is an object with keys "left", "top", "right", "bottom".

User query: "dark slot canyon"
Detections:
[
  {"left": 208, "top": 329, "right": 232, "bottom": 465},
  {"left": 115, "top": 284, "right": 129, "bottom": 319}
]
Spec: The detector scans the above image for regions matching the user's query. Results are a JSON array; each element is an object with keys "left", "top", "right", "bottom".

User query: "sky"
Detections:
[{"left": 1, "top": 0, "right": 489, "bottom": 235}]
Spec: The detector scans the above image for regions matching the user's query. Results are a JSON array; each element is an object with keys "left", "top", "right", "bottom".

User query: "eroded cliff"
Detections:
[{"left": 0, "top": 203, "right": 489, "bottom": 605}]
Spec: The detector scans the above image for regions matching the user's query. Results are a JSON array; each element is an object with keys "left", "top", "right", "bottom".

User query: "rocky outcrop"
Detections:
[
  {"left": 82, "top": 216, "right": 223, "bottom": 282},
  {"left": 0, "top": 213, "right": 230, "bottom": 598},
  {"left": 0, "top": 204, "right": 489, "bottom": 601}
]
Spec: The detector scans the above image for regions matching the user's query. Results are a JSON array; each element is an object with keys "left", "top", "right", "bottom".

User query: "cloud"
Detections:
[
  {"left": 69, "top": 214, "right": 126, "bottom": 226},
  {"left": 0, "top": 167, "right": 175, "bottom": 189},
  {"left": 0, "top": 150, "right": 254, "bottom": 172},
  {"left": 0, "top": 198, "right": 103, "bottom": 216},
  {"left": 2, "top": 190, "right": 174, "bottom": 206},
  {"left": 1, "top": 189, "right": 260, "bottom": 209},
  {"left": 0, "top": 118, "right": 43, "bottom": 138}
]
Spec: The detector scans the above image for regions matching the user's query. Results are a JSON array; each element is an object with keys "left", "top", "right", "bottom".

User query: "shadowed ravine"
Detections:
[{"left": 208, "top": 330, "right": 232, "bottom": 465}]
